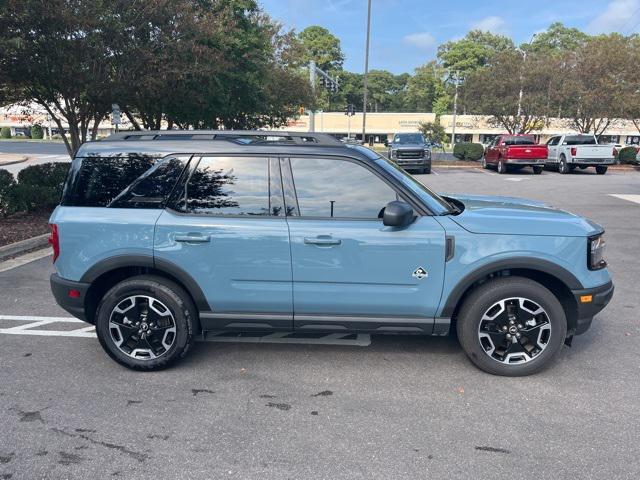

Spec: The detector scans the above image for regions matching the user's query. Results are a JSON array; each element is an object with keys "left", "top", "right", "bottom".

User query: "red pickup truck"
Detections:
[{"left": 482, "top": 134, "right": 548, "bottom": 174}]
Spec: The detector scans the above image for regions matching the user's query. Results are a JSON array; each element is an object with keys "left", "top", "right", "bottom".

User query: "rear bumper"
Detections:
[
  {"left": 571, "top": 280, "right": 614, "bottom": 335},
  {"left": 505, "top": 158, "right": 546, "bottom": 165},
  {"left": 50, "top": 273, "right": 91, "bottom": 322},
  {"left": 571, "top": 158, "right": 615, "bottom": 165}
]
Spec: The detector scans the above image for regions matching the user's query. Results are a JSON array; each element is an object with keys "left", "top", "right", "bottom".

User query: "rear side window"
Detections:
[
  {"left": 61, "top": 154, "right": 188, "bottom": 208},
  {"left": 174, "top": 156, "right": 283, "bottom": 216}
]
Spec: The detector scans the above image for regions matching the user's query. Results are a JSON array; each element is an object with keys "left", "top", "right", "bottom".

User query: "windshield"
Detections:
[
  {"left": 502, "top": 136, "right": 535, "bottom": 146},
  {"left": 393, "top": 134, "right": 425, "bottom": 144}
]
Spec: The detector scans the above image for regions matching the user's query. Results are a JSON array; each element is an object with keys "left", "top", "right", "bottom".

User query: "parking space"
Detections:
[{"left": 1, "top": 168, "right": 639, "bottom": 479}]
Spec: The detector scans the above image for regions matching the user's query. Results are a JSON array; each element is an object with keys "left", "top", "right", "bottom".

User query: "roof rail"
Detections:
[{"left": 102, "top": 130, "right": 343, "bottom": 146}]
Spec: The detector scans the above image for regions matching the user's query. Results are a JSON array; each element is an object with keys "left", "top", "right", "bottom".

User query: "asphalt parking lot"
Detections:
[{"left": 1, "top": 166, "right": 639, "bottom": 479}]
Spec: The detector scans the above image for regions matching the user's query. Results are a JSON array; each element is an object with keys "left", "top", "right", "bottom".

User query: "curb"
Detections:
[
  {"left": 0, "top": 155, "right": 28, "bottom": 167},
  {"left": 0, "top": 233, "right": 50, "bottom": 261}
]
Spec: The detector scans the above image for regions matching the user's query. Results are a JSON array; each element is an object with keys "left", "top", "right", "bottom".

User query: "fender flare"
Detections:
[
  {"left": 439, "top": 257, "right": 583, "bottom": 318},
  {"left": 80, "top": 254, "right": 210, "bottom": 312}
]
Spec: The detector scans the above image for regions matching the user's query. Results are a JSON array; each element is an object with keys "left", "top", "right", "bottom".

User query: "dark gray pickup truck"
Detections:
[{"left": 386, "top": 133, "right": 431, "bottom": 174}]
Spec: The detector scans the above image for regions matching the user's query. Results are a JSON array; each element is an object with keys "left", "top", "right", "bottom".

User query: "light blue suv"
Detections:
[{"left": 49, "top": 131, "right": 613, "bottom": 375}]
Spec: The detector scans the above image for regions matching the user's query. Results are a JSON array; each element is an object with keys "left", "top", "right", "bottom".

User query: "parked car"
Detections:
[
  {"left": 49, "top": 130, "right": 613, "bottom": 376},
  {"left": 482, "top": 134, "right": 548, "bottom": 174},
  {"left": 386, "top": 132, "right": 431, "bottom": 174},
  {"left": 546, "top": 134, "right": 615, "bottom": 174}
]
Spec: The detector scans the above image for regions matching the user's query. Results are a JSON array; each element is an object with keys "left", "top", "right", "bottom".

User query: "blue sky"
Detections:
[{"left": 260, "top": 0, "right": 640, "bottom": 73}]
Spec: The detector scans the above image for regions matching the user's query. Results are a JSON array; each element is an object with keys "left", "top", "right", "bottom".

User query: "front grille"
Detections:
[{"left": 396, "top": 150, "right": 424, "bottom": 159}]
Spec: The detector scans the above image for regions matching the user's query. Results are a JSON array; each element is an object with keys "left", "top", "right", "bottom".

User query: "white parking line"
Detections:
[
  {"left": 609, "top": 194, "right": 640, "bottom": 205},
  {"left": 478, "top": 168, "right": 496, "bottom": 175},
  {"left": 430, "top": 169, "right": 439, "bottom": 175},
  {"left": 0, "top": 248, "right": 51, "bottom": 273},
  {"left": 0, "top": 315, "right": 371, "bottom": 346}
]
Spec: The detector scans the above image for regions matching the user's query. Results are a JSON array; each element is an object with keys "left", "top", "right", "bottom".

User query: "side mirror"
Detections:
[
  {"left": 383, "top": 201, "right": 415, "bottom": 228},
  {"left": 383, "top": 139, "right": 389, "bottom": 147}
]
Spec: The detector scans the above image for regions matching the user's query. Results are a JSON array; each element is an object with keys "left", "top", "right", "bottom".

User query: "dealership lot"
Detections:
[{"left": 0, "top": 167, "right": 639, "bottom": 479}]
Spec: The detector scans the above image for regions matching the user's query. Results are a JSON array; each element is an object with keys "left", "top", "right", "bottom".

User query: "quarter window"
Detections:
[
  {"left": 288, "top": 158, "right": 397, "bottom": 219},
  {"left": 178, "top": 156, "right": 282, "bottom": 216}
]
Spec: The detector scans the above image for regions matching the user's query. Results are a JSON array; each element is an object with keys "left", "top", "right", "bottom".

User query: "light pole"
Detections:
[
  {"left": 451, "top": 72, "right": 460, "bottom": 147},
  {"left": 516, "top": 33, "right": 538, "bottom": 119},
  {"left": 361, "top": 0, "right": 372, "bottom": 144}
]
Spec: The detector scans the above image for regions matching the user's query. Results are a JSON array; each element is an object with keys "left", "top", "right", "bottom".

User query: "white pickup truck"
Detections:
[{"left": 545, "top": 134, "right": 616, "bottom": 175}]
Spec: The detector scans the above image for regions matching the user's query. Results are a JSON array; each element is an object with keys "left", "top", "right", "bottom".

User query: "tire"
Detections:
[
  {"left": 497, "top": 159, "right": 507, "bottom": 174},
  {"left": 95, "top": 275, "right": 196, "bottom": 371},
  {"left": 422, "top": 164, "right": 431, "bottom": 174},
  {"left": 456, "top": 277, "right": 567, "bottom": 376},
  {"left": 532, "top": 166, "right": 543, "bottom": 174},
  {"left": 481, "top": 157, "right": 488, "bottom": 169},
  {"left": 596, "top": 165, "right": 608, "bottom": 175},
  {"left": 558, "top": 155, "right": 569, "bottom": 174}
]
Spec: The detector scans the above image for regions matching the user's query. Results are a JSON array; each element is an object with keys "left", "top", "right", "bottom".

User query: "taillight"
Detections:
[
  {"left": 48, "top": 224, "right": 59, "bottom": 262},
  {"left": 613, "top": 147, "right": 617, "bottom": 156},
  {"left": 570, "top": 147, "right": 577, "bottom": 156}
]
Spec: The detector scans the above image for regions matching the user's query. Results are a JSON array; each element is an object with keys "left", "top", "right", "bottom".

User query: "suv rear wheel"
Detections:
[
  {"left": 95, "top": 275, "right": 196, "bottom": 370},
  {"left": 456, "top": 277, "right": 567, "bottom": 376}
]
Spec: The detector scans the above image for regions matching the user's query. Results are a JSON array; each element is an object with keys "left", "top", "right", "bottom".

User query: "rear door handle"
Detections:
[
  {"left": 175, "top": 234, "right": 210, "bottom": 244},
  {"left": 304, "top": 236, "right": 341, "bottom": 246}
]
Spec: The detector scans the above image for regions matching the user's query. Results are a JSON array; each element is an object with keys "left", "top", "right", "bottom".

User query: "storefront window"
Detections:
[{"left": 625, "top": 136, "right": 640, "bottom": 145}]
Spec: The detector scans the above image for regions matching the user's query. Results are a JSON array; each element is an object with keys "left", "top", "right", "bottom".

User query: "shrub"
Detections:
[
  {"left": 30, "top": 124, "right": 44, "bottom": 140},
  {"left": 453, "top": 142, "right": 485, "bottom": 161},
  {"left": 453, "top": 143, "right": 467, "bottom": 160},
  {"left": 617, "top": 146, "right": 638, "bottom": 164},
  {"left": 0, "top": 169, "right": 16, "bottom": 215},
  {"left": 11, "top": 162, "right": 70, "bottom": 213},
  {"left": 0, "top": 127, "right": 11, "bottom": 139}
]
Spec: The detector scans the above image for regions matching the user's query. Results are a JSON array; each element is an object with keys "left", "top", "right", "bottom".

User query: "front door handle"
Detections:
[
  {"left": 304, "top": 236, "right": 341, "bottom": 247},
  {"left": 175, "top": 234, "right": 210, "bottom": 244}
]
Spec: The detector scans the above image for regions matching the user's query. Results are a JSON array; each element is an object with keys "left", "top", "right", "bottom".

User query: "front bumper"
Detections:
[
  {"left": 394, "top": 158, "right": 431, "bottom": 170},
  {"left": 571, "top": 280, "right": 614, "bottom": 335},
  {"left": 50, "top": 273, "right": 91, "bottom": 322}
]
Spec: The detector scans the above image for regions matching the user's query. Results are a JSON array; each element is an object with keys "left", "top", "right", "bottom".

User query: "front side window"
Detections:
[
  {"left": 177, "top": 156, "right": 282, "bottom": 216},
  {"left": 288, "top": 157, "right": 397, "bottom": 219}
]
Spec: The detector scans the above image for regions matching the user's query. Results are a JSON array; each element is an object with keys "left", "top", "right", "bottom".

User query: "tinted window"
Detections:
[
  {"left": 502, "top": 136, "right": 536, "bottom": 145},
  {"left": 178, "top": 156, "right": 281, "bottom": 216},
  {"left": 393, "top": 134, "right": 425, "bottom": 144},
  {"left": 564, "top": 135, "right": 597, "bottom": 145},
  {"left": 62, "top": 154, "right": 166, "bottom": 207},
  {"left": 289, "top": 158, "right": 397, "bottom": 218},
  {"left": 109, "top": 156, "right": 188, "bottom": 208}
]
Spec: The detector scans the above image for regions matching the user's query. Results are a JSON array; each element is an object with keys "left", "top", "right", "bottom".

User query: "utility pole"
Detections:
[
  {"left": 517, "top": 34, "right": 537, "bottom": 124},
  {"left": 309, "top": 60, "right": 316, "bottom": 132},
  {"left": 361, "top": 0, "right": 372, "bottom": 143},
  {"left": 451, "top": 73, "right": 459, "bottom": 146}
]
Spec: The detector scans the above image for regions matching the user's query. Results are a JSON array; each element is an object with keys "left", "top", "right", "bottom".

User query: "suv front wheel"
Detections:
[
  {"left": 456, "top": 277, "right": 567, "bottom": 376},
  {"left": 95, "top": 275, "right": 196, "bottom": 370}
]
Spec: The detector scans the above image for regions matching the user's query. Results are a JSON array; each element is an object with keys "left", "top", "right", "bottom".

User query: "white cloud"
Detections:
[
  {"left": 470, "top": 16, "right": 507, "bottom": 34},
  {"left": 586, "top": 0, "right": 640, "bottom": 34},
  {"left": 402, "top": 32, "right": 436, "bottom": 49}
]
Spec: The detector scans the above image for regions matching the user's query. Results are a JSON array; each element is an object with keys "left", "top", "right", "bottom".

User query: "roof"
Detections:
[{"left": 75, "top": 130, "right": 370, "bottom": 159}]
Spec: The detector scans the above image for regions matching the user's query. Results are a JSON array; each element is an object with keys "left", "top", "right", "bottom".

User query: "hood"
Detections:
[{"left": 442, "top": 193, "right": 603, "bottom": 237}]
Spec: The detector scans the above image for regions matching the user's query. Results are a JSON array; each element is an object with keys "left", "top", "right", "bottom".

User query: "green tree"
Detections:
[
  {"left": 525, "top": 23, "right": 589, "bottom": 54},
  {"left": 463, "top": 50, "right": 556, "bottom": 133},
  {"left": 557, "top": 34, "right": 631, "bottom": 135},
  {"left": 298, "top": 25, "right": 344, "bottom": 71},
  {"left": 418, "top": 120, "right": 446, "bottom": 144},
  {"left": 437, "top": 30, "right": 514, "bottom": 76},
  {"left": 404, "top": 61, "right": 449, "bottom": 113}
]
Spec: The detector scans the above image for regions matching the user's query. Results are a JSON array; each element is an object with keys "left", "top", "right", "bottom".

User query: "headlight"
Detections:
[
  {"left": 424, "top": 149, "right": 431, "bottom": 158},
  {"left": 588, "top": 234, "right": 607, "bottom": 270},
  {"left": 391, "top": 150, "right": 397, "bottom": 158}
]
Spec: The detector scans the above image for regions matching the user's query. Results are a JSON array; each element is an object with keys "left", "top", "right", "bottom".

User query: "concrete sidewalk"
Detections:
[{"left": 0, "top": 153, "right": 28, "bottom": 166}]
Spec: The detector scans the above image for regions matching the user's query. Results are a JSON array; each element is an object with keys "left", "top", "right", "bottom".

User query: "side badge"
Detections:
[{"left": 412, "top": 267, "right": 428, "bottom": 280}]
